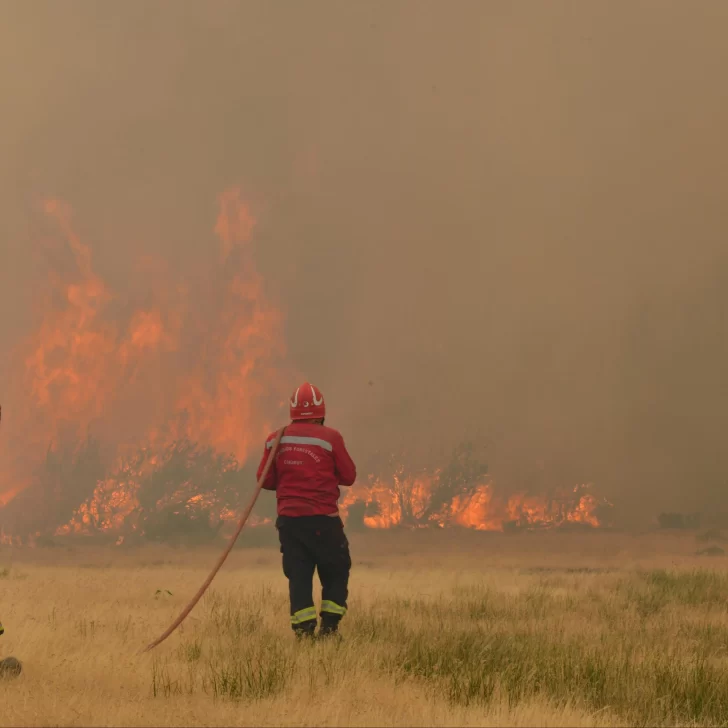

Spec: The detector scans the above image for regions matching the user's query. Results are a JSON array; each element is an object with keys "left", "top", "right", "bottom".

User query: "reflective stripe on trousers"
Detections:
[
  {"left": 291, "top": 607, "right": 317, "bottom": 625},
  {"left": 320, "top": 600, "right": 347, "bottom": 617}
]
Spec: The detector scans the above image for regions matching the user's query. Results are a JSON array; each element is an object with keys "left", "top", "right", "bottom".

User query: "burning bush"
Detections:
[
  {"left": 136, "top": 440, "right": 243, "bottom": 520},
  {"left": 55, "top": 439, "right": 260, "bottom": 543},
  {"left": 0, "top": 191, "right": 618, "bottom": 543},
  {"left": 421, "top": 442, "right": 490, "bottom": 524},
  {"left": 345, "top": 500, "right": 382, "bottom": 533},
  {"left": 0, "top": 188, "right": 295, "bottom": 544},
  {"left": 340, "top": 444, "right": 612, "bottom": 532},
  {"left": 0, "top": 436, "right": 105, "bottom": 540},
  {"left": 0, "top": 430, "right": 613, "bottom": 544}
]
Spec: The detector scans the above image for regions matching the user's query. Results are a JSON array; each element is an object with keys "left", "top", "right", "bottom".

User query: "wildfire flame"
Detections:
[
  {"left": 0, "top": 188, "right": 295, "bottom": 539},
  {"left": 0, "top": 189, "right": 612, "bottom": 543},
  {"left": 339, "top": 475, "right": 609, "bottom": 532}
]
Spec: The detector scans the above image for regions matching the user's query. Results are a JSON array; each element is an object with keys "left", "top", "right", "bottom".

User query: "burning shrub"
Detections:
[
  {"left": 0, "top": 436, "right": 105, "bottom": 539},
  {"left": 422, "top": 442, "right": 489, "bottom": 524},
  {"left": 51, "top": 438, "right": 264, "bottom": 543},
  {"left": 344, "top": 442, "right": 491, "bottom": 530},
  {"left": 345, "top": 500, "right": 382, "bottom": 532},
  {"left": 136, "top": 440, "right": 243, "bottom": 518},
  {"left": 0, "top": 189, "right": 296, "bottom": 544},
  {"left": 3, "top": 426, "right": 611, "bottom": 541},
  {"left": 340, "top": 441, "right": 611, "bottom": 532}
]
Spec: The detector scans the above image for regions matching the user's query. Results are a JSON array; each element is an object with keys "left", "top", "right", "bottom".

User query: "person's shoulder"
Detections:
[
  {"left": 318, "top": 425, "right": 346, "bottom": 443},
  {"left": 264, "top": 428, "right": 282, "bottom": 445},
  {"left": 288, "top": 422, "right": 343, "bottom": 442}
]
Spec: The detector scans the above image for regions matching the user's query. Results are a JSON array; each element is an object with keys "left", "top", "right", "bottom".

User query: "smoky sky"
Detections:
[{"left": 2, "top": 1, "right": 728, "bottom": 525}]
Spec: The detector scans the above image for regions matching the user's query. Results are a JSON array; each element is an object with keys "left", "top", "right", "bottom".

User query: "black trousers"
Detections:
[{"left": 276, "top": 514, "right": 352, "bottom": 632}]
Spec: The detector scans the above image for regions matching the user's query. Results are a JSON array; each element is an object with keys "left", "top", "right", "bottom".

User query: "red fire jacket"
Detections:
[{"left": 256, "top": 422, "right": 357, "bottom": 517}]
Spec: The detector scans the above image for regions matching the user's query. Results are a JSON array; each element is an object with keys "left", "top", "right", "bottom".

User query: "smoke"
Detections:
[{"left": 2, "top": 1, "right": 728, "bottom": 528}]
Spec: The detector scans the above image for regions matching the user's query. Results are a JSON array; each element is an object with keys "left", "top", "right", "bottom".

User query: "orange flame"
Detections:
[
  {"left": 0, "top": 187, "right": 296, "bottom": 538},
  {"left": 0, "top": 190, "right": 611, "bottom": 542},
  {"left": 340, "top": 474, "right": 609, "bottom": 532},
  {"left": 158, "top": 188, "right": 288, "bottom": 463}
]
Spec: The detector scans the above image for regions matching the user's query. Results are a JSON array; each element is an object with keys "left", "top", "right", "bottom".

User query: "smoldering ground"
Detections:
[{"left": 1, "top": 2, "right": 728, "bottom": 531}]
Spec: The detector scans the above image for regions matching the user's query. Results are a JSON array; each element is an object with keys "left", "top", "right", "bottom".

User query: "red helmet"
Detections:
[{"left": 290, "top": 382, "right": 326, "bottom": 421}]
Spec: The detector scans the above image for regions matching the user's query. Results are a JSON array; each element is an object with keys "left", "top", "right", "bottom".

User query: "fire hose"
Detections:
[{"left": 141, "top": 426, "right": 286, "bottom": 654}]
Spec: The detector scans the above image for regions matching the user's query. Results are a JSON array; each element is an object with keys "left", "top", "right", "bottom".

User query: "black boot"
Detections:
[
  {"left": 293, "top": 619, "right": 317, "bottom": 641},
  {"left": 318, "top": 615, "right": 342, "bottom": 640}
]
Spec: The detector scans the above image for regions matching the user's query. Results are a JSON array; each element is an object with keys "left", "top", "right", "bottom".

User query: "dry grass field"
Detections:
[{"left": 1, "top": 529, "right": 728, "bottom": 727}]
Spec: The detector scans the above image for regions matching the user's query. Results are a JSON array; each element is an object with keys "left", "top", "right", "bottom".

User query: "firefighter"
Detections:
[{"left": 257, "top": 382, "right": 356, "bottom": 639}]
